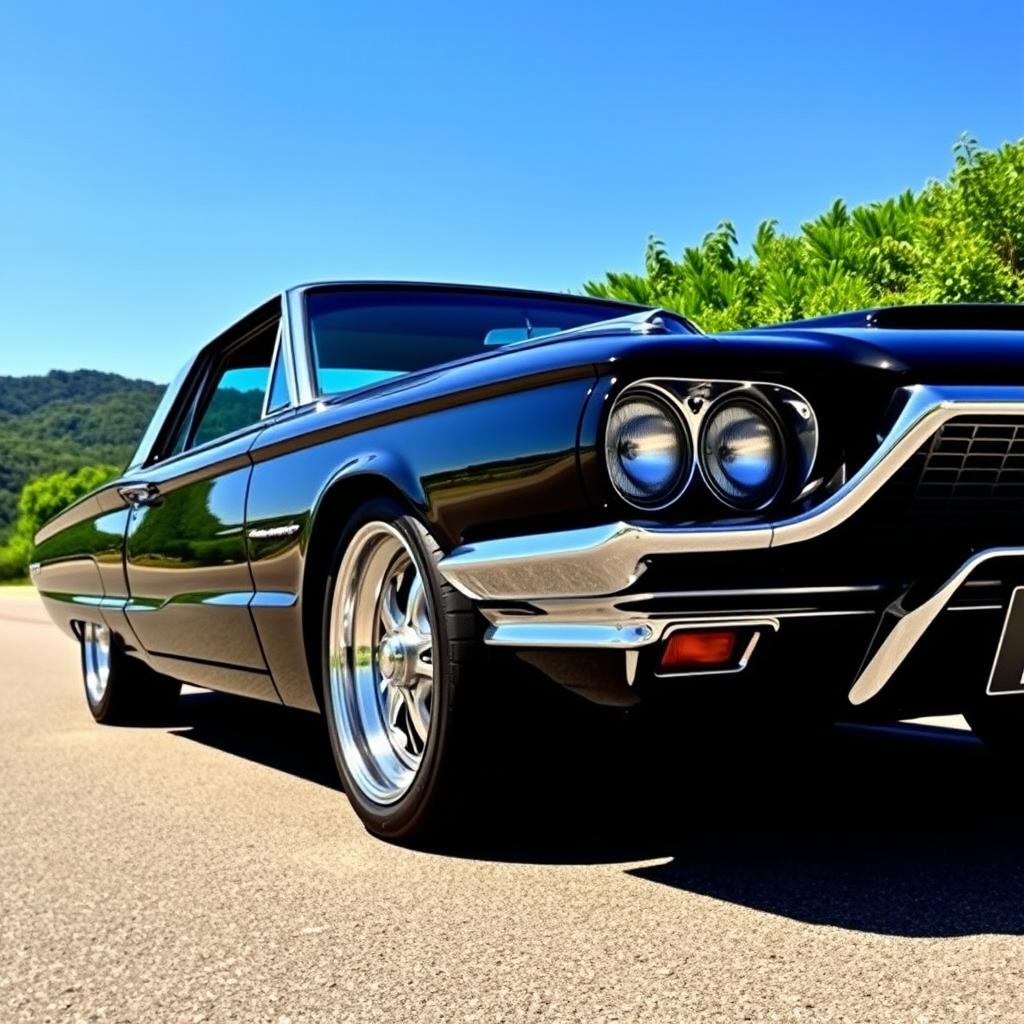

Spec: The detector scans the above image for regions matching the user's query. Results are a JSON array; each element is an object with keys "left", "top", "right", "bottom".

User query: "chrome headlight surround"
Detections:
[
  {"left": 603, "top": 386, "right": 693, "bottom": 510},
  {"left": 697, "top": 396, "right": 787, "bottom": 510}
]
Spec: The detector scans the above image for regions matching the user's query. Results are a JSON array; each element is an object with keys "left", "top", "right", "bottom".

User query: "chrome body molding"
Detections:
[
  {"left": 847, "top": 547, "right": 1024, "bottom": 706},
  {"left": 247, "top": 523, "right": 301, "bottom": 540},
  {"left": 439, "top": 385, "right": 1024, "bottom": 601},
  {"left": 481, "top": 590, "right": 872, "bottom": 650}
]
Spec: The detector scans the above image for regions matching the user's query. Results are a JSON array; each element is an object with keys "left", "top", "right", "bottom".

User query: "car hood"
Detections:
[{"left": 724, "top": 326, "right": 1024, "bottom": 384}]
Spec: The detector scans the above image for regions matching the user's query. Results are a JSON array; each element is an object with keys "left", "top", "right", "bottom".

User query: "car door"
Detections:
[{"left": 122, "top": 311, "right": 291, "bottom": 675}]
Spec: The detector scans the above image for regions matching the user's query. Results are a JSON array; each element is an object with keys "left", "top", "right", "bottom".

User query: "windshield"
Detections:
[{"left": 306, "top": 287, "right": 640, "bottom": 397}]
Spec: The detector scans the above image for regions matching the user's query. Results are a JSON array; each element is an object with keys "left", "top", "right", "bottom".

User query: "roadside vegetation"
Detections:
[
  {"left": 585, "top": 135, "right": 1023, "bottom": 330},
  {"left": 0, "top": 465, "right": 119, "bottom": 581},
  {"left": 0, "top": 370, "right": 159, "bottom": 581},
  {"left": 1, "top": 136, "right": 1021, "bottom": 581}
]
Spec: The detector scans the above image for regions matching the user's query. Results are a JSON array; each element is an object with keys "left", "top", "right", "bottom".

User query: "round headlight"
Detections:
[
  {"left": 700, "top": 399, "right": 784, "bottom": 508},
  {"left": 605, "top": 391, "right": 690, "bottom": 508}
]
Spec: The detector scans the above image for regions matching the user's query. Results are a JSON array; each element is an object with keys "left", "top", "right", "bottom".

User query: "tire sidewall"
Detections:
[
  {"left": 321, "top": 499, "right": 458, "bottom": 838},
  {"left": 82, "top": 624, "right": 117, "bottom": 721}
]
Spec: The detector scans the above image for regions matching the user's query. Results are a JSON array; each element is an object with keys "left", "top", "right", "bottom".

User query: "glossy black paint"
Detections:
[{"left": 30, "top": 284, "right": 1024, "bottom": 716}]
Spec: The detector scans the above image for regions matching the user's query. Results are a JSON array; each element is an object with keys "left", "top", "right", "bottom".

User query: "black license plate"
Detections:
[{"left": 987, "top": 587, "right": 1024, "bottom": 695}]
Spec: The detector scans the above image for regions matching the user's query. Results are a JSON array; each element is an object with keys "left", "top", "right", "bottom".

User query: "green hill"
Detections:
[{"left": 0, "top": 370, "right": 164, "bottom": 539}]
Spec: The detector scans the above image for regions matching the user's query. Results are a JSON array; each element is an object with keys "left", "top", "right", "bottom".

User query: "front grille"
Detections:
[
  {"left": 914, "top": 418, "right": 1024, "bottom": 507},
  {"left": 874, "top": 416, "right": 1024, "bottom": 542}
]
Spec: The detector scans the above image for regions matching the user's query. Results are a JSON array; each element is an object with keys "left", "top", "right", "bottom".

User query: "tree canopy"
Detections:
[{"left": 584, "top": 136, "right": 1023, "bottom": 330}]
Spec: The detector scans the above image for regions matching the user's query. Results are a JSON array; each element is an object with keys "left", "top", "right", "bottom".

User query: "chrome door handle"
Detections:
[{"left": 118, "top": 483, "right": 162, "bottom": 508}]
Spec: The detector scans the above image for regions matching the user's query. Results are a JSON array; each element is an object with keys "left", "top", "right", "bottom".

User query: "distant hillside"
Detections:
[{"left": 0, "top": 370, "right": 164, "bottom": 537}]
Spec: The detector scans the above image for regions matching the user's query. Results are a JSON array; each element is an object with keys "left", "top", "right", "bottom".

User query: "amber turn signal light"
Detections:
[{"left": 659, "top": 629, "right": 737, "bottom": 670}]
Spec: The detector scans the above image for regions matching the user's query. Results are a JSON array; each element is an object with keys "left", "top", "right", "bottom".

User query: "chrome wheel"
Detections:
[
  {"left": 83, "top": 622, "right": 112, "bottom": 706},
  {"left": 329, "top": 522, "right": 435, "bottom": 805}
]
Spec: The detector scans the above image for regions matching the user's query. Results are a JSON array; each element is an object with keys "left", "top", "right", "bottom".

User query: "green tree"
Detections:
[
  {"left": 584, "top": 136, "right": 1024, "bottom": 328},
  {"left": 0, "top": 464, "right": 119, "bottom": 581}
]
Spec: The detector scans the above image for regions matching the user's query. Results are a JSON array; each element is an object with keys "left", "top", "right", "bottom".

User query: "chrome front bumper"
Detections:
[
  {"left": 438, "top": 385, "right": 1024, "bottom": 602},
  {"left": 435, "top": 384, "right": 1024, "bottom": 704},
  {"left": 475, "top": 547, "right": 1024, "bottom": 705}
]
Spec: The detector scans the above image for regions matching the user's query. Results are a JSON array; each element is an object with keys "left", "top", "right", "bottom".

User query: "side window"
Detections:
[{"left": 177, "top": 321, "right": 278, "bottom": 453}]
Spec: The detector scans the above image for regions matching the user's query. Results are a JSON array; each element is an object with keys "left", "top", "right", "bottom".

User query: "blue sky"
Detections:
[{"left": 1, "top": 0, "right": 1021, "bottom": 382}]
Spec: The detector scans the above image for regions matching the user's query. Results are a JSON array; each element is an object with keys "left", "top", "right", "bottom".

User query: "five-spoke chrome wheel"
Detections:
[
  {"left": 328, "top": 521, "right": 436, "bottom": 805},
  {"left": 83, "top": 621, "right": 112, "bottom": 707}
]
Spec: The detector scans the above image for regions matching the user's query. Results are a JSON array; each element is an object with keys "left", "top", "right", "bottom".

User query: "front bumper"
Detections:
[{"left": 436, "top": 384, "right": 1024, "bottom": 707}]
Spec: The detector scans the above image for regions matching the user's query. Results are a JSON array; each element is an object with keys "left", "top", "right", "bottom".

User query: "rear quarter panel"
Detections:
[{"left": 32, "top": 485, "right": 135, "bottom": 645}]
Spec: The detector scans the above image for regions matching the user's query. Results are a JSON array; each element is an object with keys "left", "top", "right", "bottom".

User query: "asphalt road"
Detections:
[{"left": 3, "top": 589, "right": 1024, "bottom": 1023}]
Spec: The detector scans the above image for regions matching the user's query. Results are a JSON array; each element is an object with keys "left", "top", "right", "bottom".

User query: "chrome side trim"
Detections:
[
  {"left": 484, "top": 609, "right": 871, "bottom": 650},
  {"left": 847, "top": 547, "right": 1024, "bottom": 706},
  {"left": 440, "top": 385, "right": 1024, "bottom": 601},
  {"left": 624, "top": 584, "right": 884, "bottom": 598},
  {"left": 485, "top": 622, "right": 656, "bottom": 649},
  {"left": 247, "top": 523, "right": 301, "bottom": 540}
]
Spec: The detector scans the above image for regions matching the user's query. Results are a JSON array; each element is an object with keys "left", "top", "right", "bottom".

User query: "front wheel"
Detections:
[
  {"left": 81, "top": 621, "right": 181, "bottom": 724},
  {"left": 322, "top": 500, "right": 481, "bottom": 841}
]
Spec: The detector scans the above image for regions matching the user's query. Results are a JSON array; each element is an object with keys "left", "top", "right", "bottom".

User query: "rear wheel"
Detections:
[
  {"left": 322, "top": 499, "right": 481, "bottom": 841},
  {"left": 81, "top": 622, "right": 181, "bottom": 724}
]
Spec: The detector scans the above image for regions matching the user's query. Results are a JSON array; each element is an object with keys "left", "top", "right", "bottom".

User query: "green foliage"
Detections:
[
  {"left": 584, "top": 136, "right": 1024, "bottom": 330},
  {"left": 0, "top": 370, "right": 162, "bottom": 537},
  {"left": 0, "top": 464, "right": 120, "bottom": 581}
]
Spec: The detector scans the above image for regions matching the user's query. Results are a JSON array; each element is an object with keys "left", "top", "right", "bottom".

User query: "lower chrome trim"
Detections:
[
  {"left": 848, "top": 547, "right": 1024, "bottom": 706},
  {"left": 439, "top": 385, "right": 1024, "bottom": 601},
  {"left": 484, "top": 615, "right": 780, "bottom": 651},
  {"left": 481, "top": 582, "right": 879, "bottom": 650}
]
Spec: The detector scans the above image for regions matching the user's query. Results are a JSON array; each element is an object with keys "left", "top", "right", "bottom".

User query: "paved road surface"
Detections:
[{"left": 3, "top": 590, "right": 1024, "bottom": 1023}]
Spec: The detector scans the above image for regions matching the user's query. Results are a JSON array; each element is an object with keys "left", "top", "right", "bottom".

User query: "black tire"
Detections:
[
  {"left": 82, "top": 621, "right": 181, "bottom": 725},
  {"left": 321, "top": 498, "right": 482, "bottom": 842}
]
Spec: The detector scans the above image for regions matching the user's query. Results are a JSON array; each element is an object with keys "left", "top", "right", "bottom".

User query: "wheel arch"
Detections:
[{"left": 300, "top": 459, "right": 430, "bottom": 712}]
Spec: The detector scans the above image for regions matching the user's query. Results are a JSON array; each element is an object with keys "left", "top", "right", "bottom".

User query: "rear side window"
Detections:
[{"left": 306, "top": 289, "right": 635, "bottom": 396}]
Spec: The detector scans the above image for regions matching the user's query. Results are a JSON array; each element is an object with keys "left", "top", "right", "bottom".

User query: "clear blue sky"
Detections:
[{"left": 2, "top": 0, "right": 1021, "bottom": 382}]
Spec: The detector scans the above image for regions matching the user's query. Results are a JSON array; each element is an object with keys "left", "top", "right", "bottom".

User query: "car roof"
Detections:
[{"left": 285, "top": 279, "right": 649, "bottom": 310}]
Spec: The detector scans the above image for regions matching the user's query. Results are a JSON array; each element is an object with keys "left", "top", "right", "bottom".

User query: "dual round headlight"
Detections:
[
  {"left": 604, "top": 389, "right": 787, "bottom": 510},
  {"left": 604, "top": 392, "right": 690, "bottom": 509},
  {"left": 699, "top": 399, "right": 785, "bottom": 508}
]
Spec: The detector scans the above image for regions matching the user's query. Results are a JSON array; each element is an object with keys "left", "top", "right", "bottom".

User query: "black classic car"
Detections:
[{"left": 32, "top": 282, "right": 1024, "bottom": 838}]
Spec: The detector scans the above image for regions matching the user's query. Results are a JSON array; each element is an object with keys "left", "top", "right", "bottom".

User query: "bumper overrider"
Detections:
[{"left": 437, "top": 385, "right": 1024, "bottom": 705}]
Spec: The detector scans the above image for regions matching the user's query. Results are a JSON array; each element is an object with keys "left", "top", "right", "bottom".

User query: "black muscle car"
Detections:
[{"left": 32, "top": 282, "right": 1024, "bottom": 838}]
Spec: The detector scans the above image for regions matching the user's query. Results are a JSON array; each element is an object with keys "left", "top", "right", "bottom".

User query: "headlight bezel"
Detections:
[
  {"left": 603, "top": 385, "right": 694, "bottom": 511},
  {"left": 598, "top": 378, "right": 818, "bottom": 517},
  {"left": 696, "top": 395, "right": 787, "bottom": 511}
]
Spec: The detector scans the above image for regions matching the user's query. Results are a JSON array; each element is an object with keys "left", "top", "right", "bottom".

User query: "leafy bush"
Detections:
[
  {"left": 584, "top": 135, "right": 1024, "bottom": 329},
  {"left": 0, "top": 465, "right": 119, "bottom": 581}
]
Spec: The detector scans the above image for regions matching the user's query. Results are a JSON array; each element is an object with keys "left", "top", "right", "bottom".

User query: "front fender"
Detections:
[{"left": 243, "top": 373, "right": 598, "bottom": 709}]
